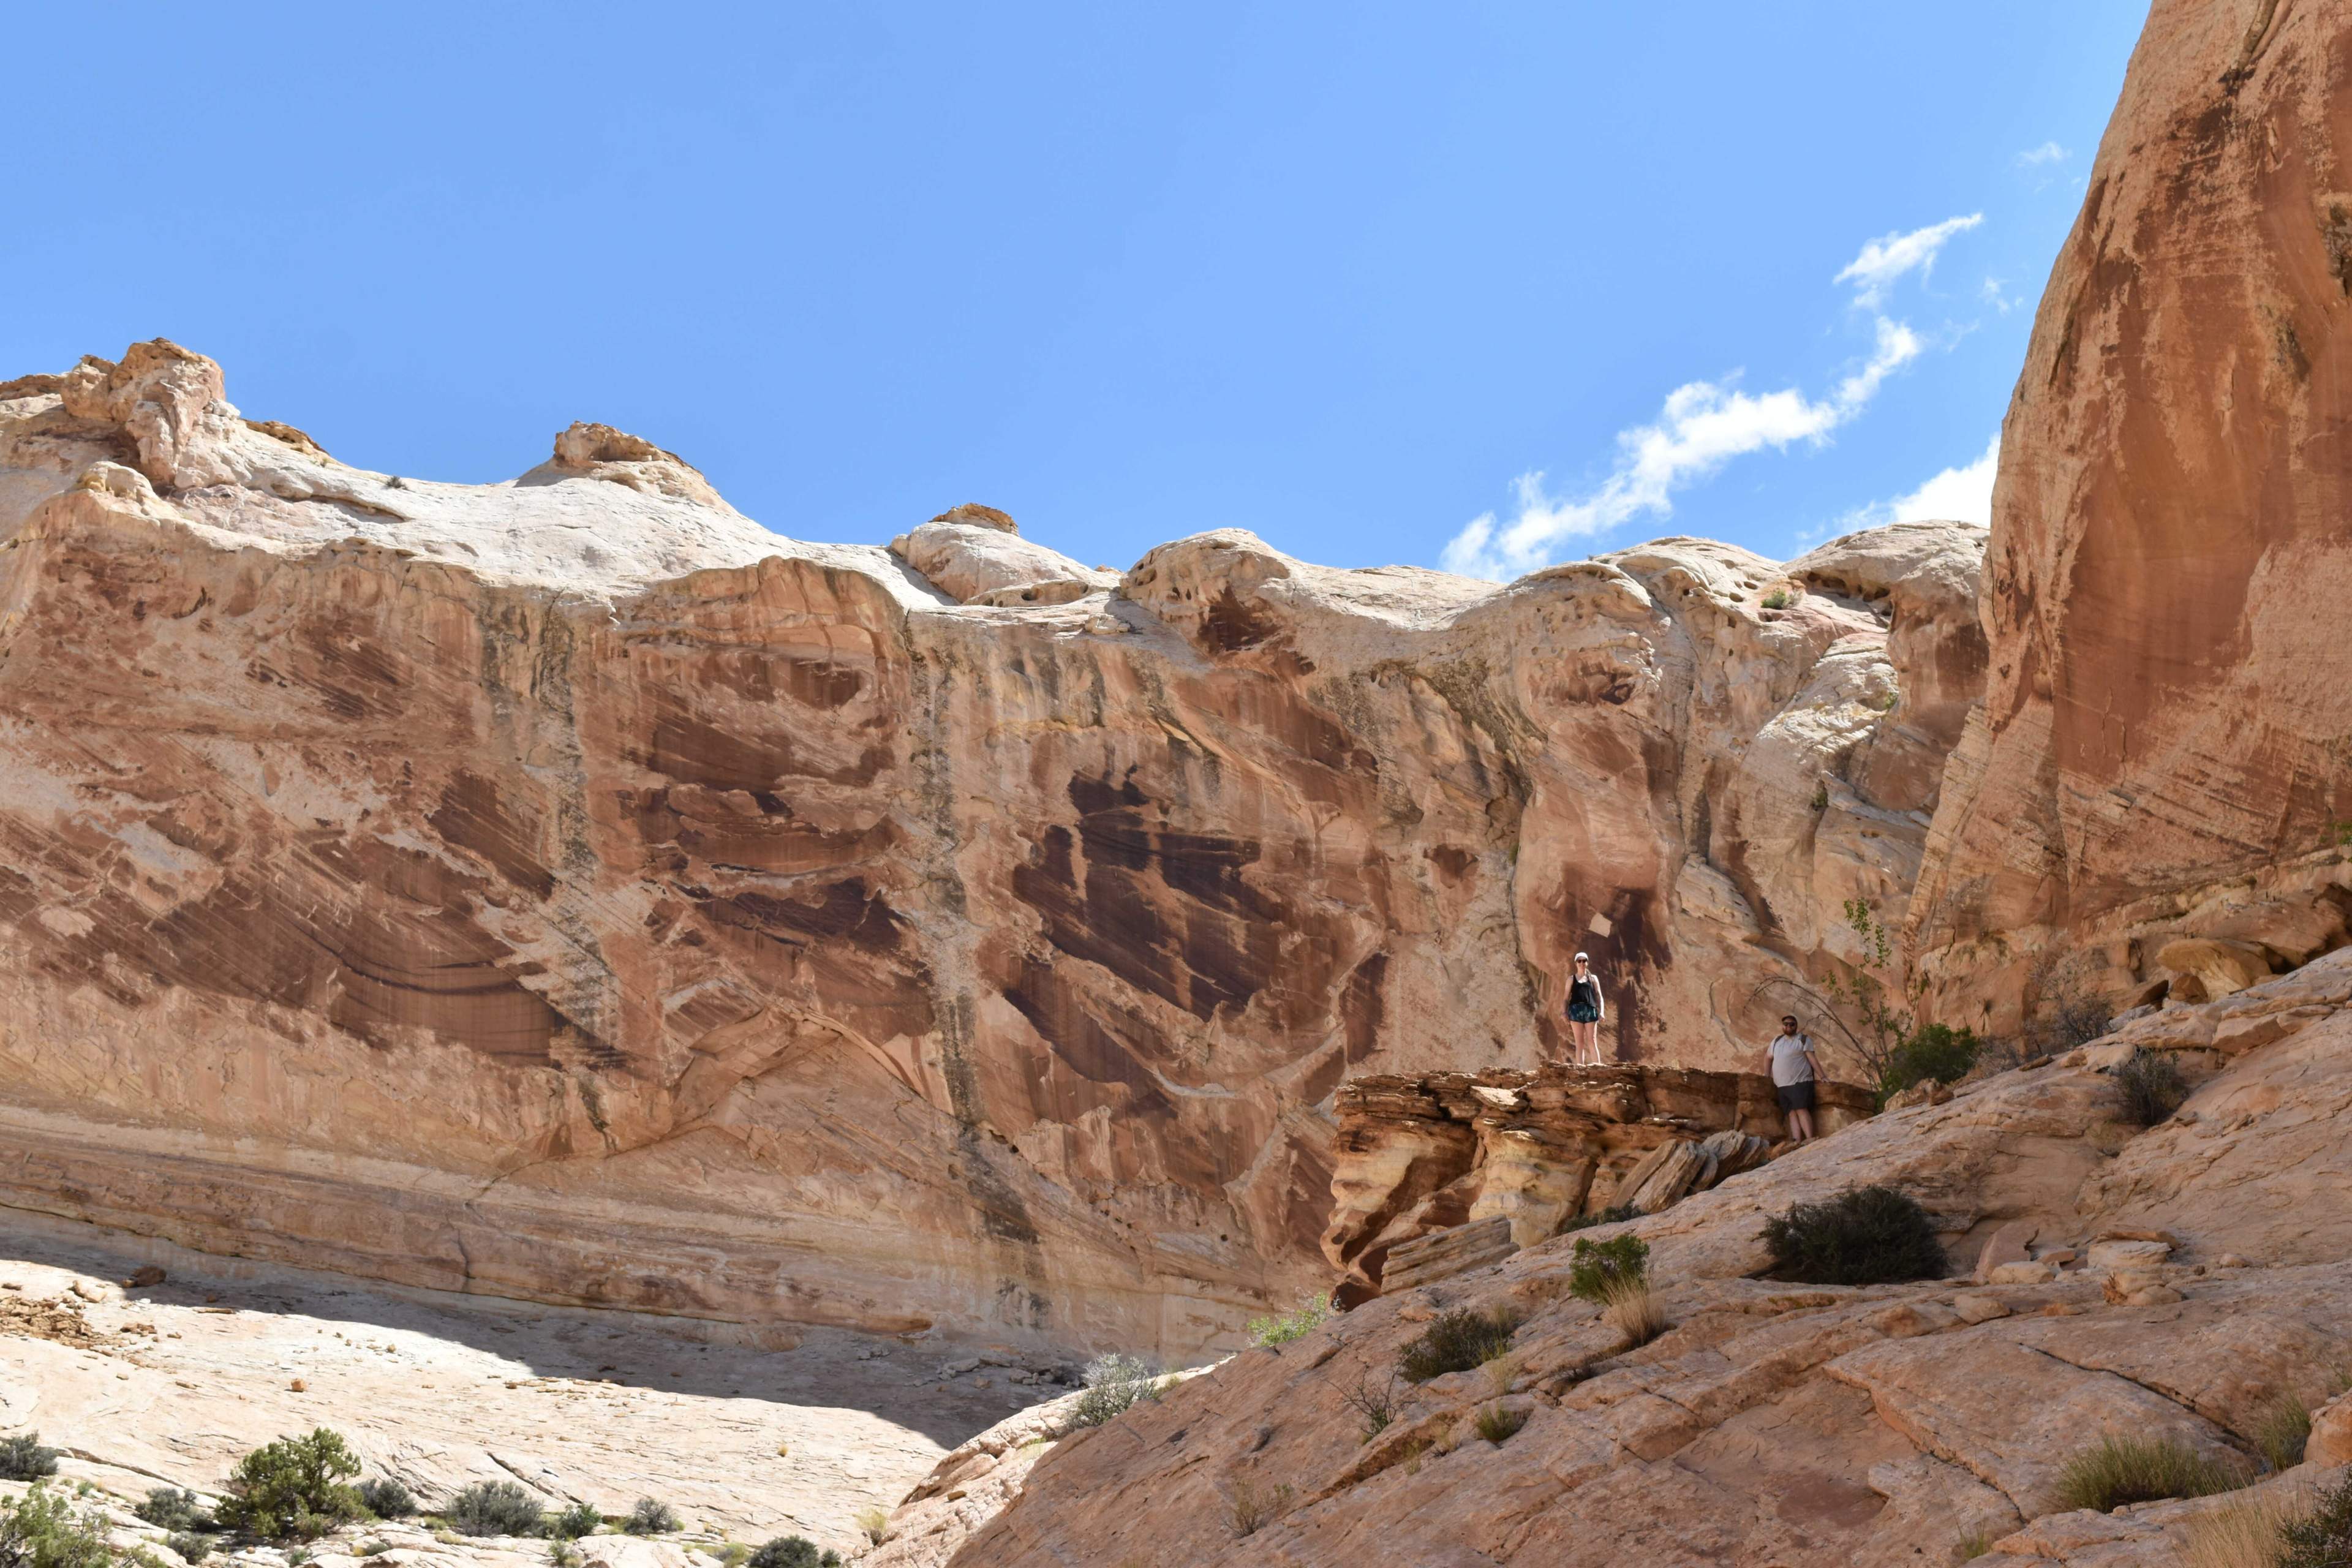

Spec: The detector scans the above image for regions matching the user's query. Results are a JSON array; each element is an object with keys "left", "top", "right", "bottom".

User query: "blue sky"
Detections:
[{"left": 3, "top": 2, "right": 2144, "bottom": 576}]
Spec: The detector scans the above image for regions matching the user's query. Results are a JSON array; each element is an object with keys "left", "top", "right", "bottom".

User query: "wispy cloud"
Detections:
[
  {"left": 1811, "top": 432, "right": 2001, "bottom": 543},
  {"left": 2016, "top": 141, "right": 2070, "bottom": 167},
  {"left": 1441, "top": 217, "right": 1981, "bottom": 581},
  {"left": 1981, "top": 275, "right": 2017, "bottom": 314}
]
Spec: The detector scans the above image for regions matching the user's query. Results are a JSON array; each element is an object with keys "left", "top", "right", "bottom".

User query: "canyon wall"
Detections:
[
  {"left": 0, "top": 342, "right": 1980, "bottom": 1355},
  {"left": 1912, "top": 0, "right": 2352, "bottom": 1030}
]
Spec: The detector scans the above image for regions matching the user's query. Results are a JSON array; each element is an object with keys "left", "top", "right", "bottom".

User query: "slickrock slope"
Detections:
[
  {"left": 0, "top": 343, "right": 1981, "bottom": 1356},
  {"left": 927, "top": 951, "right": 2352, "bottom": 1566},
  {"left": 1912, "top": 0, "right": 2352, "bottom": 1027},
  {"left": 1320, "top": 1065, "right": 1874, "bottom": 1302}
]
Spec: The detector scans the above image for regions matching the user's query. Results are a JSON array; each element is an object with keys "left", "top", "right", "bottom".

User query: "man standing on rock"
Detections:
[{"left": 1765, "top": 1016, "right": 1823, "bottom": 1142}]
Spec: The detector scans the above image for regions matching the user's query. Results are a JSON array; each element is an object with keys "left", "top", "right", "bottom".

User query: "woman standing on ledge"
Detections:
[{"left": 1564, "top": 952, "right": 1606, "bottom": 1066}]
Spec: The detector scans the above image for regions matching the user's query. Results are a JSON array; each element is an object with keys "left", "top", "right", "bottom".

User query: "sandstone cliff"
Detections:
[
  {"left": 0, "top": 342, "right": 1980, "bottom": 1355},
  {"left": 1912, "top": 0, "right": 2352, "bottom": 1030}
]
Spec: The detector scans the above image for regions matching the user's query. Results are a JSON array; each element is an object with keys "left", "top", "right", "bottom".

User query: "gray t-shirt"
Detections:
[{"left": 1769, "top": 1033, "right": 1817, "bottom": 1086}]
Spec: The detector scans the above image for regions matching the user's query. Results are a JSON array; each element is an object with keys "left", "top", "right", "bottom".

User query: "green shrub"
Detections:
[
  {"left": 622, "top": 1499, "right": 677, "bottom": 1537},
  {"left": 1069, "top": 1352, "right": 1161, "bottom": 1428},
  {"left": 548, "top": 1502, "right": 601, "bottom": 1541},
  {"left": 0, "top": 1434, "right": 59, "bottom": 1482},
  {"left": 0, "top": 1485, "right": 114, "bottom": 1568},
  {"left": 2052, "top": 1434, "right": 2244, "bottom": 1513},
  {"left": 167, "top": 1531, "right": 216, "bottom": 1563},
  {"left": 1760, "top": 1185, "right": 1946, "bottom": 1286},
  {"left": 2280, "top": 1472, "right": 2352, "bottom": 1567},
  {"left": 1397, "top": 1307, "right": 1521, "bottom": 1384},
  {"left": 1567, "top": 1234, "right": 1649, "bottom": 1303},
  {"left": 2256, "top": 1397, "right": 2313, "bottom": 1472},
  {"left": 1246, "top": 1293, "right": 1330, "bottom": 1349},
  {"left": 443, "top": 1480, "right": 547, "bottom": 1539},
  {"left": 136, "top": 1489, "right": 214, "bottom": 1532},
  {"left": 1558, "top": 1204, "right": 1637, "bottom": 1235},
  {"left": 356, "top": 1479, "right": 414, "bottom": 1521},
  {"left": 1472, "top": 1404, "right": 1529, "bottom": 1444},
  {"left": 2114, "top": 1049, "right": 2188, "bottom": 1125},
  {"left": 1763, "top": 589, "right": 1790, "bottom": 610},
  {"left": 1878, "top": 1023, "right": 1980, "bottom": 1104},
  {"left": 715, "top": 1545, "right": 750, "bottom": 1568},
  {"left": 216, "top": 1429, "right": 364, "bottom": 1541},
  {"left": 746, "top": 1538, "right": 840, "bottom": 1568}
]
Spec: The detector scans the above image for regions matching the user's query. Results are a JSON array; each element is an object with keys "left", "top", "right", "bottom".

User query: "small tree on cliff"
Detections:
[{"left": 1821, "top": 898, "right": 1916, "bottom": 1086}]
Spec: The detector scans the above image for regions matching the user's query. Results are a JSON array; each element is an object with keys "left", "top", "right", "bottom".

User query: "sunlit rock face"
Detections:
[
  {"left": 1910, "top": 0, "right": 2352, "bottom": 1030},
  {"left": 0, "top": 343, "right": 1980, "bottom": 1355}
]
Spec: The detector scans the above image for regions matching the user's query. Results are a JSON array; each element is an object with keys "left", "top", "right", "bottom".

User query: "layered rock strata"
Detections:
[
  {"left": 0, "top": 341, "right": 1979, "bottom": 1355},
  {"left": 925, "top": 951, "right": 2352, "bottom": 1565},
  {"left": 1910, "top": 0, "right": 2352, "bottom": 1028},
  {"left": 1320, "top": 1065, "right": 1872, "bottom": 1302}
]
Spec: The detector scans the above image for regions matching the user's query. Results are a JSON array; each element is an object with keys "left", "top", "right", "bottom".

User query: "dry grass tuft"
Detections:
[{"left": 2184, "top": 1477, "right": 2315, "bottom": 1568}]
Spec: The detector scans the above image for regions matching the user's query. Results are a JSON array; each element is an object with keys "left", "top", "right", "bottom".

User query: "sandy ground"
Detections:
[{"left": 0, "top": 1210, "right": 1068, "bottom": 1556}]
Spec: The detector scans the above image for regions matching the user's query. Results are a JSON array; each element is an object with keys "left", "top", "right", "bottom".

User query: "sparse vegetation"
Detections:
[
  {"left": 1763, "top": 589, "right": 1790, "bottom": 610},
  {"left": 167, "top": 1532, "right": 216, "bottom": 1563},
  {"left": 1811, "top": 782, "right": 1830, "bottom": 812},
  {"left": 548, "top": 1502, "right": 601, "bottom": 1541},
  {"left": 852, "top": 1506, "right": 891, "bottom": 1547},
  {"left": 2185, "top": 1479, "right": 2316, "bottom": 1568},
  {"left": 443, "top": 1480, "right": 548, "bottom": 1539},
  {"left": 2114, "top": 1048, "right": 2189, "bottom": 1125},
  {"left": 1246, "top": 1293, "right": 1331, "bottom": 1349},
  {"left": 746, "top": 1537, "right": 840, "bottom": 1568},
  {"left": 1397, "top": 1306, "right": 1521, "bottom": 1384},
  {"left": 1070, "top": 1352, "right": 1163, "bottom": 1428},
  {"left": 1226, "top": 1479, "right": 1292, "bottom": 1539},
  {"left": 0, "top": 1487, "right": 116, "bottom": 1568},
  {"left": 1335, "top": 1366, "right": 1400, "bottom": 1441},
  {"left": 1877, "top": 1022, "right": 1981, "bottom": 1106},
  {"left": 2052, "top": 1434, "right": 2245, "bottom": 1513},
  {"left": 622, "top": 1499, "right": 678, "bottom": 1536},
  {"left": 1956, "top": 1527, "right": 1992, "bottom": 1560},
  {"left": 1760, "top": 1185, "right": 1947, "bottom": 1286},
  {"left": 356, "top": 1479, "right": 415, "bottom": 1521},
  {"left": 715, "top": 1544, "right": 750, "bottom": 1567},
  {"left": 2026, "top": 951, "right": 2114, "bottom": 1055},
  {"left": 1472, "top": 1404, "right": 1529, "bottom": 1444},
  {"left": 1567, "top": 1234, "right": 1648, "bottom": 1303},
  {"left": 215, "top": 1429, "right": 364, "bottom": 1541},
  {"left": 548, "top": 1544, "right": 581, "bottom": 1568},
  {"left": 1558, "top": 1204, "right": 1638, "bottom": 1234},
  {"left": 2278, "top": 1472, "right": 2352, "bottom": 1567},
  {"left": 0, "top": 1434, "right": 60, "bottom": 1482},
  {"left": 2256, "top": 1396, "right": 2313, "bottom": 1472},
  {"left": 135, "top": 1490, "right": 213, "bottom": 1534}
]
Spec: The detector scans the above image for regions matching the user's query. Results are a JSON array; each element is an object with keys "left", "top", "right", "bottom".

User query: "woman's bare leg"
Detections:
[{"left": 1572, "top": 1021, "right": 1600, "bottom": 1065}]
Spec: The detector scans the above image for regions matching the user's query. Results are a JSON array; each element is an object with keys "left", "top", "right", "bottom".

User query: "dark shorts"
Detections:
[
  {"left": 1567, "top": 1002, "right": 1601, "bottom": 1023},
  {"left": 1776, "top": 1080, "right": 1817, "bottom": 1113}
]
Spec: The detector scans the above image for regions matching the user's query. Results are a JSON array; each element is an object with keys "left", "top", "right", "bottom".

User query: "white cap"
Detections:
[{"left": 1574, "top": 951, "right": 1589, "bottom": 961}]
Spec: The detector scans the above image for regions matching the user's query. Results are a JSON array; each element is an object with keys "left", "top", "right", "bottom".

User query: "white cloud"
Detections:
[
  {"left": 1820, "top": 432, "right": 2002, "bottom": 542},
  {"left": 2016, "top": 141, "right": 2069, "bottom": 167},
  {"left": 1980, "top": 275, "right": 2016, "bottom": 314},
  {"left": 1833, "top": 213, "right": 1984, "bottom": 309},
  {"left": 1441, "top": 217, "right": 1978, "bottom": 580}
]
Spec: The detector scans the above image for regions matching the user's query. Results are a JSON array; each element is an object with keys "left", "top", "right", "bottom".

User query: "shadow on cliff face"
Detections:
[{"left": 0, "top": 1209, "right": 1053, "bottom": 1450}]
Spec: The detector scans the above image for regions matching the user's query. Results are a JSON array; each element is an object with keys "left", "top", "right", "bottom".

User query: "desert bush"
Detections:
[
  {"left": 1760, "top": 1185, "right": 1946, "bottom": 1286},
  {"left": 1877, "top": 1023, "right": 1980, "bottom": 1104},
  {"left": 547, "top": 1502, "right": 601, "bottom": 1541},
  {"left": 168, "top": 1531, "right": 216, "bottom": 1563},
  {"left": 1763, "top": 590, "right": 1790, "bottom": 610},
  {"left": 1246, "top": 1293, "right": 1330, "bottom": 1349},
  {"left": 0, "top": 1485, "right": 115, "bottom": 1568},
  {"left": 2054, "top": 1434, "right": 2245, "bottom": 1513},
  {"left": 1558, "top": 1204, "right": 1638, "bottom": 1235},
  {"left": 356, "top": 1479, "right": 415, "bottom": 1521},
  {"left": 137, "top": 1489, "right": 214, "bottom": 1532},
  {"left": 548, "top": 1545, "right": 581, "bottom": 1568},
  {"left": 851, "top": 1506, "right": 890, "bottom": 1546},
  {"left": 2027, "top": 951, "right": 2114, "bottom": 1055},
  {"left": 714, "top": 1545, "right": 750, "bottom": 1567},
  {"left": 746, "top": 1537, "right": 840, "bottom": 1568},
  {"left": 2114, "top": 1048, "right": 2188, "bottom": 1125},
  {"left": 1567, "top": 1234, "right": 1648, "bottom": 1303},
  {"left": 1069, "top": 1352, "right": 1162, "bottom": 1429},
  {"left": 2256, "top": 1397, "right": 2313, "bottom": 1472},
  {"left": 1397, "top": 1307, "right": 1521, "bottom": 1384},
  {"left": 1226, "top": 1479, "right": 1292, "bottom": 1539},
  {"left": 216, "top": 1429, "right": 364, "bottom": 1540},
  {"left": 443, "top": 1480, "right": 548, "bottom": 1539},
  {"left": 2279, "top": 1472, "right": 2352, "bottom": 1568},
  {"left": 0, "top": 1434, "right": 59, "bottom": 1482},
  {"left": 1335, "top": 1367, "right": 1400, "bottom": 1441},
  {"left": 1472, "top": 1404, "right": 1529, "bottom": 1444},
  {"left": 622, "top": 1499, "right": 677, "bottom": 1536}
]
